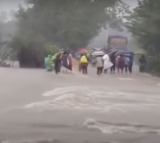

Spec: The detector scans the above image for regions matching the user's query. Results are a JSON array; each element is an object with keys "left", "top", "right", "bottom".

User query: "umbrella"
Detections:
[
  {"left": 115, "top": 50, "right": 134, "bottom": 57},
  {"left": 91, "top": 51, "right": 105, "bottom": 56},
  {"left": 109, "top": 49, "right": 118, "bottom": 55},
  {"left": 78, "top": 48, "right": 88, "bottom": 54}
]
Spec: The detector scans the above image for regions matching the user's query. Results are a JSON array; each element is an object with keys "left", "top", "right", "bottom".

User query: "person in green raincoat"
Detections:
[
  {"left": 45, "top": 55, "right": 53, "bottom": 72},
  {"left": 50, "top": 53, "right": 57, "bottom": 69}
]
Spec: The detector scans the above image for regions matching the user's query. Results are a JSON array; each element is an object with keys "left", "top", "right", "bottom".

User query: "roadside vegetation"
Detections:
[
  {"left": 127, "top": 0, "right": 160, "bottom": 74},
  {"left": 0, "top": 0, "right": 160, "bottom": 75}
]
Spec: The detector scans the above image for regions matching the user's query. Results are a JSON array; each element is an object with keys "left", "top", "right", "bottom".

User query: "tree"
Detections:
[
  {"left": 45, "top": 44, "right": 61, "bottom": 55},
  {"left": 11, "top": 33, "right": 46, "bottom": 67},
  {"left": 0, "top": 12, "right": 9, "bottom": 64},
  {"left": 127, "top": 0, "right": 160, "bottom": 74},
  {"left": 12, "top": 0, "right": 127, "bottom": 67},
  {"left": 0, "top": 11, "right": 18, "bottom": 65},
  {"left": 0, "top": 11, "right": 7, "bottom": 42}
]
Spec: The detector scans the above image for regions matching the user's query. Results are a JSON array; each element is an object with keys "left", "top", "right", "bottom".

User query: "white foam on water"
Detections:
[
  {"left": 43, "top": 86, "right": 88, "bottom": 97},
  {"left": 24, "top": 97, "right": 158, "bottom": 112},
  {"left": 24, "top": 100, "right": 50, "bottom": 108},
  {"left": 54, "top": 93, "right": 75, "bottom": 101},
  {"left": 107, "top": 91, "right": 125, "bottom": 95},
  {"left": 24, "top": 86, "right": 160, "bottom": 112},
  {"left": 84, "top": 118, "right": 160, "bottom": 135},
  {"left": 118, "top": 78, "right": 134, "bottom": 81}
]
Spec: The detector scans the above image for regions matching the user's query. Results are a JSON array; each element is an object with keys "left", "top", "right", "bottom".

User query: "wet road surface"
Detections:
[{"left": 0, "top": 67, "right": 160, "bottom": 143}]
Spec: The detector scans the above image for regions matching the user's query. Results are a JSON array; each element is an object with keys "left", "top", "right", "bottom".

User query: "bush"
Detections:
[{"left": 147, "top": 57, "right": 160, "bottom": 76}]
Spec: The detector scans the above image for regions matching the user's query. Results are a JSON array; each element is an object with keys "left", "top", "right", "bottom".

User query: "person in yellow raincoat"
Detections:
[{"left": 80, "top": 54, "right": 88, "bottom": 74}]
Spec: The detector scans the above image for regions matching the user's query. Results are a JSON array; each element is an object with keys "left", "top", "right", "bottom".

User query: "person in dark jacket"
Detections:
[
  {"left": 117, "top": 55, "right": 125, "bottom": 74},
  {"left": 54, "top": 53, "right": 61, "bottom": 74},
  {"left": 61, "top": 51, "right": 69, "bottom": 69},
  {"left": 110, "top": 53, "right": 116, "bottom": 73},
  {"left": 139, "top": 54, "right": 147, "bottom": 72}
]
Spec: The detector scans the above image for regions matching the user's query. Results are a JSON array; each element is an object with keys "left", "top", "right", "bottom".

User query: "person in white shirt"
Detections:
[{"left": 102, "top": 54, "right": 113, "bottom": 74}]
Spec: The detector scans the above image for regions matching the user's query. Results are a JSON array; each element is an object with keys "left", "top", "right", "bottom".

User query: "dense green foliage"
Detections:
[
  {"left": 128, "top": 0, "right": 160, "bottom": 74},
  {"left": 45, "top": 45, "right": 61, "bottom": 55},
  {"left": 12, "top": 0, "right": 126, "bottom": 67}
]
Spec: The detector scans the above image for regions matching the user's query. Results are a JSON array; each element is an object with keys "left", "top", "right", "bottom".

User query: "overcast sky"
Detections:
[
  {"left": 0, "top": 0, "right": 26, "bottom": 21},
  {"left": 0, "top": 0, "right": 138, "bottom": 10},
  {"left": 0, "top": 0, "right": 25, "bottom": 11},
  {"left": 0, "top": 0, "right": 138, "bottom": 21}
]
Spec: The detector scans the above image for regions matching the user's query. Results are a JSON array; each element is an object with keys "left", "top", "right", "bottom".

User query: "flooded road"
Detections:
[{"left": 0, "top": 67, "right": 160, "bottom": 143}]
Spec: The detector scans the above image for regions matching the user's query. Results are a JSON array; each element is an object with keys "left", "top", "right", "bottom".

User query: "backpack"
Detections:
[{"left": 80, "top": 56, "right": 88, "bottom": 63}]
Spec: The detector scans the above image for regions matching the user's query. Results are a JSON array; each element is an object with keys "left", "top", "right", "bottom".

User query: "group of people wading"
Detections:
[
  {"left": 45, "top": 50, "right": 133, "bottom": 75},
  {"left": 91, "top": 52, "right": 133, "bottom": 75},
  {"left": 53, "top": 51, "right": 73, "bottom": 74}
]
